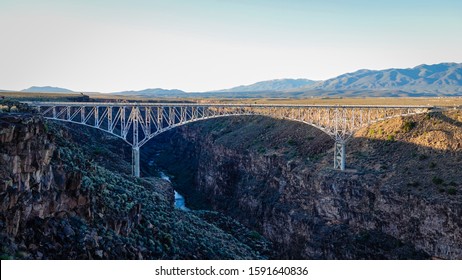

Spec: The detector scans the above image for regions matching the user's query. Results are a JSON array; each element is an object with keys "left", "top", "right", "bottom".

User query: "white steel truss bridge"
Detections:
[{"left": 28, "top": 102, "right": 433, "bottom": 177}]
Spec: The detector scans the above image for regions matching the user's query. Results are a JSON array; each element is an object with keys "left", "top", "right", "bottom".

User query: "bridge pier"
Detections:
[
  {"left": 132, "top": 147, "right": 140, "bottom": 177},
  {"left": 333, "top": 140, "right": 346, "bottom": 171}
]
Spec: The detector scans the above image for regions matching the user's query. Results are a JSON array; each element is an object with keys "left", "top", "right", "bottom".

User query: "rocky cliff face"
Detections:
[
  {"left": 0, "top": 112, "right": 98, "bottom": 259},
  {"left": 147, "top": 113, "right": 462, "bottom": 259},
  {"left": 0, "top": 103, "right": 269, "bottom": 259},
  {"left": 0, "top": 113, "right": 90, "bottom": 237}
]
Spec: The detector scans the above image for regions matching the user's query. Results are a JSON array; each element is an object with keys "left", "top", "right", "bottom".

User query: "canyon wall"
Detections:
[
  {"left": 0, "top": 113, "right": 90, "bottom": 234},
  {"left": 148, "top": 113, "right": 462, "bottom": 259}
]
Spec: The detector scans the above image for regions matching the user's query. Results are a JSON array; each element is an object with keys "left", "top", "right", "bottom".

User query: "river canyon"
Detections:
[
  {"left": 1, "top": 101, "right": 462, "bottom": 259},
  {"left": 142, "top": 113, "right": 462, "bottom": 259}
]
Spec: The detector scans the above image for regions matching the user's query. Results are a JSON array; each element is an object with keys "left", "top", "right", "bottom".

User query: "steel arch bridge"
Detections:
[{"left": 28, "top": 102, "right": 433, "bottom": 177}]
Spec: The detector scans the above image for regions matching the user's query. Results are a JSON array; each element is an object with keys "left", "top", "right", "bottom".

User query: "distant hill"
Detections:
[
  {"left": 216, "top": 79, "right": 316, "bottom": 92},
  {"left": 303, "top": 63, "right": 462, "bottom": 95},
  {"left": 13, "top": 63, "right": 462, "bottom": 98},
  {"left": 112, "top": 88, "right": 187, "bottom": 97},
  {"left": 213, "top": 63, "right": 462, "bottom": 97},
  {"left": 21, "top": 86, "right": 74, "bottom": 93}
]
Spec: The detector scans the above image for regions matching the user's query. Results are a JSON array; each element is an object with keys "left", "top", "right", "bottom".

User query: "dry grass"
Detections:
[
  {"left": 1, "top": 91, "right": 83, "bottom": 99},
  {"left": 2, "top": 90, "right": 462, "bottom": 106},
  {"left": 214, "top": 97, "right": 462, "bottom": 106}
]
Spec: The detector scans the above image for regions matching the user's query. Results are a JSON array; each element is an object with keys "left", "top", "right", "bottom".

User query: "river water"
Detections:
[{"left": 159, "top": 171, "right": 189, "bottom": 211}]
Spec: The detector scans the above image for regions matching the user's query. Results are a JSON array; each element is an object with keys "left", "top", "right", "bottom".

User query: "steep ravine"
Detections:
[
  {"left": 0, "top": 102, "right": 270, "bottom": 259},
  {"left": 144, "top": 113, "right": 462, "bottom": 259}
]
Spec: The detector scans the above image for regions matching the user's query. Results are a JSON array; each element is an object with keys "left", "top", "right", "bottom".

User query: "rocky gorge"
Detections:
[
  {"left": 145, "top": 111, "right": 462, "bottom": 259},
  {"left": 0, "top": 101, "right": 269, "bottom": 259}
]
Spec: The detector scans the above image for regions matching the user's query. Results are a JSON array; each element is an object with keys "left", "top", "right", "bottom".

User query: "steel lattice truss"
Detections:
[{"left": 29, "top": 102, "right": 432, "bottom": 175}]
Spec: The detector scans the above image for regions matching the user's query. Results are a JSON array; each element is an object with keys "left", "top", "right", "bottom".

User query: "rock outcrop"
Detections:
[{"left": 0, "top": 113, "right": 90, "bottom": 236}]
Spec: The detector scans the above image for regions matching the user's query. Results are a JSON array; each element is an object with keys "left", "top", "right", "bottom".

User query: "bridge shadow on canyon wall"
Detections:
[{"left": 139, "top": 112, "right": 462, "bottom": 259}]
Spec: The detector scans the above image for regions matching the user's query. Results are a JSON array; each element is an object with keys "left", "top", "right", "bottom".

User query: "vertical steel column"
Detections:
[
  {"left": 132, "top": 147, "right": 140, "bottom": 177},
  {"left": 132, "top": 107, "right": 139, "bottom": 147},
  {"left": 169, "top": 107, "right": 175, "bottom": 126},
  {"left": 333, "top": 139, "right": 346, "bottom": 171},
  {"left": 333, "top": 106, "right": 346, "bottom": 171},
  {"left": 95, "top": 106, "right": 99, "bottom": 127},
  {"left": 145, "top": 106, "right": 151, "bottom": 135},
  {"left": 180, "top": 106, "right": 186, "bottom": 123},
  {"left": 132, "top": 106, "right": 140, "bottom": 177},
  {"left": 157, "top": 107, "right": 162, "bottom": 131},
  {"left": 108, "top": 106, "right": 113, "bottom": 132},
  {"left": 121, "top": 106, "right": 126, "bottom": 138},
  {"left": 81, "top": 106, "right": 85, "bottom": 123}
]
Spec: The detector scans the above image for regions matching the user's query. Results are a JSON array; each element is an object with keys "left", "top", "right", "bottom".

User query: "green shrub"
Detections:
[
  {"left": 402, "top": 121, "right": 416, "bottom": 132},
  {"left": 447, "top": 188, "right": 457, "bottom": 195},
  {"left": 0, "top": 254, "right": 14, "bottom": 260},
  {"left": 287, "top": 138, "right": 296, "bottom": 146},
  {"left": 418, "top": 154, "right": 428, "bottom": 161},
  {"left": 407, "top": 181, "right": 420, "bottom": 188},
  {"left": 257, "top": 146, "right": 266, "bottom": 154},
  {"left": 432, "top": 176, "right": 444, "bottom": 185},
  {"left": 93, "top": 146, "right": 107, "bottom": 156},
  {"left": 249, "top": 231, "right": 262, "bottom": 240}
]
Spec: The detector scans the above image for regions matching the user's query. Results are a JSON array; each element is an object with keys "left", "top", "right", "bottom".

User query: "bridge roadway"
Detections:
[{"left": 27, "top": 101, "right": 446, "bottom": 177}]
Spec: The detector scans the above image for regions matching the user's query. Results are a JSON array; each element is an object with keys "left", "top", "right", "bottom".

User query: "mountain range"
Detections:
[
  {"left": 112, "top": 88, "right": 186, "bottom": 97},
  {"left": 303, "top": 63, "right": 462, "bottom": 94},
  {"left": 4, "top": 62, "right": 462, "bottom": 97},
  {"left": 21, "top": 86, "right": 75, "bottom": 93},
  {"left": 216, "top": 79, "right": 316, "bottom": 92}
]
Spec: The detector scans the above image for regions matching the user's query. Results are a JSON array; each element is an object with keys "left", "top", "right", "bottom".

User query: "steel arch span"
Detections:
[{"left": 27, "top": 102, "right": 435, "bottom": 177}]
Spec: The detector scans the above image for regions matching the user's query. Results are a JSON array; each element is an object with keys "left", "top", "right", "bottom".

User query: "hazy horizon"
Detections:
[{"left": 1, "top": 0, "right": 462, "bottom": 92}]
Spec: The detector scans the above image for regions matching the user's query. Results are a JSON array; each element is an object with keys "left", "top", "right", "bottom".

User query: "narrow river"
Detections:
[{"left": 159, "top": 171, "right": 190, "bottom": 211}]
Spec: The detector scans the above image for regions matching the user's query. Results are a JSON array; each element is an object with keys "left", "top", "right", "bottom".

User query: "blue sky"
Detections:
[{"left": 1, "top": 0, "right": 461, "bottom": 92}]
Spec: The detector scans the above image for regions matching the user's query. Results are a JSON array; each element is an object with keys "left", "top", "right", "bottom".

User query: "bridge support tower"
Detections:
[
  {"left": 132, "top": 147, "right": 140, "bottom": 177},
  {"left": 333, "top": 140, "right": 346, "bottom": 171}
]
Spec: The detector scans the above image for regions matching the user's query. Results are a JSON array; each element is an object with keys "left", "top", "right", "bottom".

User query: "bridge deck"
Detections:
[{"left": 26, "top": 101, "right": 436, "bottom": 109}]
